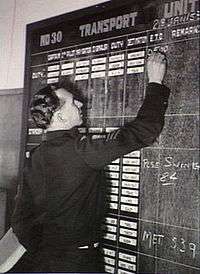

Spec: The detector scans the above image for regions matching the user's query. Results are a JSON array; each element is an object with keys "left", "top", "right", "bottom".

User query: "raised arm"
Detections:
[{"left": 76, "top": 52, "right": 170, "bottom": 168}]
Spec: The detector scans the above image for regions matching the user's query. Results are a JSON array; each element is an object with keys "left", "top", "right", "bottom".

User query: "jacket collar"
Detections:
[{"left": 46, "top": 127, "right": 79, "bottom": 141}]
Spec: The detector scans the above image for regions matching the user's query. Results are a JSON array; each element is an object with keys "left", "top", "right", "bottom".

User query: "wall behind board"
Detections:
[
  {"left": 0, "top": 0, "right": 109, "bottom": 90},
  {"left": 0, "top": 89, "right": 23, "bottom": 189}
]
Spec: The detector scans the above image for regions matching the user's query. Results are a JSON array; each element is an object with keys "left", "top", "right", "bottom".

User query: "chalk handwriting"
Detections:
[
  {"left": 160, "top": 171, "right": 178, "bottom": 184},
  {"left": 142, "top": 231, "right": 164, "bottom": 248},
  {"left": 143, "top": 157, "right": 200, "bottom": 170},
  {"left": 153, "top": 0, "right": 199, "bottom": 29},
  {"left": 142, "top": 230, "right": 198, "bottom": 259},
  {"left": 147, "top": 45, "right": 169, "bottom": 55},
  {"left": 153, "top": 11, "right": 199, "bottom": 28},
  {"left": 164, "top": 156, "right": 200, "bottom": 170},
  {"left": 170, "top": 236, "right": 197, "bottom": 259},
  {"left": 142, "top": 156, "right": 199, "bottom": 185}
]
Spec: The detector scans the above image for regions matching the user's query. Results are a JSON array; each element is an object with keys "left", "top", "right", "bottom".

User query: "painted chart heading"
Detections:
[{"left": 79, "top": 12, "right": 138, "bottom": 37}]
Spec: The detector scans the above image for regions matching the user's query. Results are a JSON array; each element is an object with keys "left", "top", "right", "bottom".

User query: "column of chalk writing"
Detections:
[
  {"left": 74, "top": 58, "right": 91, "bottom": 119},
  {"left": 125, "top": 31, "right": 147, "bottom": 118},
  {"left": 106, "top": 52, "right": 125, "bottom": 121},
  {"left": 125, "top": 46, "right": 146, "bottom": 117},
  {"left": 90, "top": 56, "right": 107, "bottom": 118},
  {"left": 89, "top": 41, "right": 109, "bottom": 119}
]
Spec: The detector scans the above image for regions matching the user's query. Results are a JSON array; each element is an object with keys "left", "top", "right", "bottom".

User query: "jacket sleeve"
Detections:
[
  {"left": 76, "top": 83, "right": 170, "bottom": 169},
  {"left": 11, "top": 162, "right": 42, "bottom": 252}
]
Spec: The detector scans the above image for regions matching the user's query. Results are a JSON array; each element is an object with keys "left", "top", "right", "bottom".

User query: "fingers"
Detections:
[{"left": 148, "top": 51, "right": 167, "bottom": 63}]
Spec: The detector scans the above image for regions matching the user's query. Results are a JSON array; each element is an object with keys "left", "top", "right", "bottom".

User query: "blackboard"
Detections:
[{"left": 22, "top": 0, "right": 200, "bottom": 273}]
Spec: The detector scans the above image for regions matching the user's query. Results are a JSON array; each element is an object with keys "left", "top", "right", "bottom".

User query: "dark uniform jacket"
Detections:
[{"left": 12, "top": 83, "right": 170, "bottom": 253}]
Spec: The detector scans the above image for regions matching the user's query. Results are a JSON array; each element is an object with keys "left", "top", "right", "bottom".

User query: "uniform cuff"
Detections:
[{"left": 146, "top": 82, "right": 170, "bottom": 101}]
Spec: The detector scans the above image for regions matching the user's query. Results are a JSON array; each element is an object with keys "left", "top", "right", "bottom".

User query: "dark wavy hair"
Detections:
[
  {"left": 30, "top": 85, "right": 60, "bottom": 129},
  {"left": 30, "top": 79, "right": 85, "bottom": 129}
]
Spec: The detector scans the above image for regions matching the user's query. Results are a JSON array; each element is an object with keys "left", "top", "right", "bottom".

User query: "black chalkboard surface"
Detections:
[{"left": 22, "top": 0, "right": 199, "bottom": 273}]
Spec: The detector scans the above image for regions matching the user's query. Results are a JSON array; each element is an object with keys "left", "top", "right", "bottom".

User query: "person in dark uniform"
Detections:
[{"left": 11, "top": 52, "right": 170, "bottom": 272}]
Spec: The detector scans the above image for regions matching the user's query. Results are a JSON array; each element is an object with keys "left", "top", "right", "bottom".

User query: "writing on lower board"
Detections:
[
  {"left": 143, "top": 156, "right": 200, "bottom": 170},
  {"left": 142, "top": 230, "right": 198, "bottom": 259},
  {"left": 142, "top": 230, "right": 164, "bottom": 248},
  {"left": 142, "top": 156, "right": 199, "bottom": 185}
]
